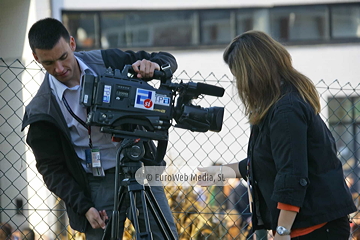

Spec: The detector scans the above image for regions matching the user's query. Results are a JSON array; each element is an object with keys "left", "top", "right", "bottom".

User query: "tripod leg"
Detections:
[
  {"left": 102, "top": 185, "right": 127, "bottom": 240},
  {"left": 138, "top": 190, "right": 152, "bottom": 235},
  {"left": 144, "top": 186, "right": 177, "bottom": 240},
  {"left": 128, "top": 190, "right": 153, "bottom": 240}
]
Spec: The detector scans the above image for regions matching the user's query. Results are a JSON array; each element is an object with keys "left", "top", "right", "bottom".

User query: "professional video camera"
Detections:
[
  {"left": 80, "top": 64, "right": 225, "bottom": 141},
  {"left": 80, "top": 65, "right": 225, "bottom": 240}
]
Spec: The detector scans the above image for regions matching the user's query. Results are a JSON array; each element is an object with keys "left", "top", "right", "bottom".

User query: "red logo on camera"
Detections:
[{"left": 144, "top": 99, "right": 153, "bottom": 108}]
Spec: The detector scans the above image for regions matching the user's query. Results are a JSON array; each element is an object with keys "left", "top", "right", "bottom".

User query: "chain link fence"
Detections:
[{"left": 0, "top": 58, "right": 359, "bottom": 240}]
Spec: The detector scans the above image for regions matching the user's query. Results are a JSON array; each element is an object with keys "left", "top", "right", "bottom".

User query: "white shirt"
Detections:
[{"left": 49, "top": 56, "right": 117, "bottom": 172}]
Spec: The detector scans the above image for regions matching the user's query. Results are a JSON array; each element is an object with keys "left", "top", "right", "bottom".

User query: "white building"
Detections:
[{"left": 0, "top": 0, "right": 359, "bottom": 238}]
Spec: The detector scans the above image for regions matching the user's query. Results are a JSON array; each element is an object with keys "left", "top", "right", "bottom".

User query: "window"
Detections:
[
  {"left": 100, "top": 11, "right": 196, "bottom": 48},
  {"left": 237, "top": 9, "right": 270, "bottom": 35},
  {"left": 62, "top": 3, "right": 360, "bottom": 50},
  {"left": 200, "top": 10, "right": 231, "bottom": 44},
  {"left": 331, "top": 5, "right": 360, "bottom": 38},
  {"left": 270, "top": 6, "right": 329, "bottom": 41},
  {"left": 63, "top": 12, "right": 99, "bottom": 49}
]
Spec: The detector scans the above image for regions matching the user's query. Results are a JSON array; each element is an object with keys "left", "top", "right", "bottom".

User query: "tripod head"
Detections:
[{"left": 116, "top": 137, "right": 147, "bottom": 180}]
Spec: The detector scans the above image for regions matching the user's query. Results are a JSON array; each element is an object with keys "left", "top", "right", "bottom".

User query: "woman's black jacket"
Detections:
[{"left": 238, "top": 85, "right": 356, "bottom": 231}]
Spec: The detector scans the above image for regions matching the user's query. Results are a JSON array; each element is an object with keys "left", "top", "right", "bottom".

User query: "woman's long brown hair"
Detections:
[{"left": 223, "top": 30, "right": 320, "bottom": 125}]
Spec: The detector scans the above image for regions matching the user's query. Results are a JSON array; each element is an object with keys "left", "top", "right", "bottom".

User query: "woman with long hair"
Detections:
[{"left": 198, "top": 31, "right": 356, "bottom": 240}]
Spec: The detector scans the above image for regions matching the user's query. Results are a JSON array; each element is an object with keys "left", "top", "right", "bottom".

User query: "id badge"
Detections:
[
  {"left": 92, "top": 148, "right": 105, "bottom": 177},
  {"left": 91, "top": 148, "right": 101, "bottom": 168},
  {"left": 85, "top": 148, "right": 105, "bottom": 177}
]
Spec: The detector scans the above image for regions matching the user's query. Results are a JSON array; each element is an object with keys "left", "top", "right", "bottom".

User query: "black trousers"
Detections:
[{"left": 292, "top": 216, "right": 350, "bottom": 240}]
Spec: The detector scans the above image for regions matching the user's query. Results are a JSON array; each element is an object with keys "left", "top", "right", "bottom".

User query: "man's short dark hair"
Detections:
[{"left": 28, "top": 18, "right": 70, "bottom": 53}]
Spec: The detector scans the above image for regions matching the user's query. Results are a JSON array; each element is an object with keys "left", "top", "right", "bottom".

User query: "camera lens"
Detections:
[{"left": 208, "top": 107, "right": 224, "bottom": 132}]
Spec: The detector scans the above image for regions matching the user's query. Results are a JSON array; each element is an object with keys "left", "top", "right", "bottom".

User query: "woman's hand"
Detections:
[
  {"left": 197, "top": 163, "right": 239, "bottom": 186},
  {"left": 197, "top": 166, "right": 223, "bottom": 186},
  {"left": 274, "top": 234, "right": 291, "bottom": 240}
]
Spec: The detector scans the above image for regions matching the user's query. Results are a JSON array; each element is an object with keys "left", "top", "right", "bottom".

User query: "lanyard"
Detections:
[{"left": 62, "top": 95, "right": 93, "bottom": 149}]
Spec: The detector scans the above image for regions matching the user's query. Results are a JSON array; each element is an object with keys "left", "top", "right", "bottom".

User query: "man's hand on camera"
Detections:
[
  {"left": 85, "top": 207, "right": 107, "bottom": 229},
  {"left": 132, "top": 59, "right": 160, "bottom": 79}
]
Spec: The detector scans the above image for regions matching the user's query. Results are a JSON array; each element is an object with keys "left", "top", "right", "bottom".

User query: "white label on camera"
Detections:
[
  {"left": 155, "top": 94, "right": 170, "bottom": 106},
  {"left": 103, "top": 85, "right": 111, "bottom": 103},
  {"left": 84, "top": 95, "right": 89, "bottom": 104},
  {"left": 135, "top": 88, "right": 155, "bottom": 110}
]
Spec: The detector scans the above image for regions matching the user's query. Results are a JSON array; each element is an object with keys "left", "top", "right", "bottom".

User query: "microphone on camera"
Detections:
[{"left": 187, "top": 82, "right": 225, "bottom": 97}]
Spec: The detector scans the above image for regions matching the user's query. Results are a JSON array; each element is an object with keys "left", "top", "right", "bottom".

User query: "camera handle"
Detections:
[{"left": 101, "top": 135, "right": 176, "bottom": 240}]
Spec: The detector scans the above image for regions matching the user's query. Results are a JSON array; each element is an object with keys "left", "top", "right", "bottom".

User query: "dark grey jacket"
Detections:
[
  {"left": 21, "top": 49, "right": 177, "bottom": 232},
  {"left": 239, "top": 83, "right": 356, "bottom": 231}
]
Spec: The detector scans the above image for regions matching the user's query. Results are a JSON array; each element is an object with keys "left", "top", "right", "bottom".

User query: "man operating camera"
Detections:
[{"left": 22, "top": 17, "right": 179, "bottom": 240}]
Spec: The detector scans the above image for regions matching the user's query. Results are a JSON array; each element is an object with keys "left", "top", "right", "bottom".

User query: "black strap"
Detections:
[{"left": 62, "top": 95, "right": 93, "bottom": 148}]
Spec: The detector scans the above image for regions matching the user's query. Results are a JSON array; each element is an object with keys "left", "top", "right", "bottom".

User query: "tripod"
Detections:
[{"left": 101, "top": 128, "right": 177, "bottom": 240}]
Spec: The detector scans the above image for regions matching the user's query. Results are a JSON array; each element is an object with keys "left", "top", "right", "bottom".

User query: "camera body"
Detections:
[{"left": 80, "top": 64, "right": 224, "bottom": 140}]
